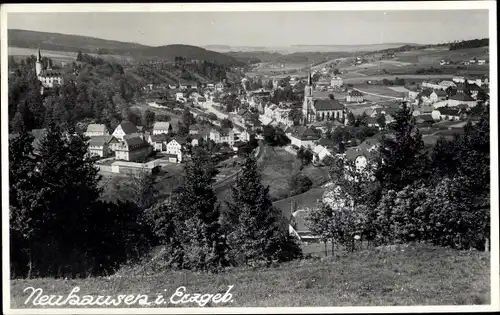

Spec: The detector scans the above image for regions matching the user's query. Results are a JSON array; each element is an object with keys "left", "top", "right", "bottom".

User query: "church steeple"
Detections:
[
  {"left": 307, "top": 69, "right": 312, "bottom": 85},
  {"left": 37, "top": 46, "right": 42, "bottom": 62},
  {"left": 35, "top": 46, "right": 42, "bottom": 76}
]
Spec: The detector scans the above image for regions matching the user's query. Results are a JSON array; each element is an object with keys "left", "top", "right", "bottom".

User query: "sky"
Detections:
[{"left": 8, "top": 10, "right": 489, "bottom": 47}]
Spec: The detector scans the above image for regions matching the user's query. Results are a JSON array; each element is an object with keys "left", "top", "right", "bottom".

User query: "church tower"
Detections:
[
  {"left": 302, "top": 69, "right": 314, "bottom": 123},
  {"left": 35, "top": 47, "right": 42, "bottom": 77}
]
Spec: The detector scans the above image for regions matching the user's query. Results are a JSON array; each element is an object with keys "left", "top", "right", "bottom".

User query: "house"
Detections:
[
  {"left": 412, "top": 104, "right": 433, "bottom": 116},
  {"left": 112, "top": 121, "right": 139, "bottom": 141},
  {"left": 191, "top": 132, "right": 210, "bottom": 147},
  {"left": 434, "top": 89, "right": 447, "bottom": 100},
  {"left": 330, "top": 76, "right": 343, "bottom": 88},
  {"left": 166, "top": 137, "right": 186, "bottom": 163},
  {"left": 152, "top": 121, "right": 172, "bottom": 135},
  {"left": 406, "top": 88, "right": 420, "bottom": 100},
  {"left": 418, "top": 89, "right": 438, "bottom": 104},
  {"left": 439, "top": 80, "right": 457, "bottom": 89},
  {"left": 215, "top": 82, "right": 224, "bottom": 92},
  {"left": 312, "top": 145, "right": 333, "bottom": 164},
  {"left": 447, "top": 92, "right": 477, "bottom": 107},
  {"left": 289, "top": 209, "right": 321, "bottom": 242},
  {"left": 287, "top": 126, "right": 321, "bottom": 149},
  {"left": 88, "top": 135, "right": 115, "bottom": 158},
  {"left": 457, "top": 83, "right": 481, "bottom": 99},
  {"left": 147, "top": 133, "right": 169, "bottom": 152},
  {"left": 431, "top": 108, "right": 461, "bottom": 121},
  {"left": 114, "top": 137, "right": 152, "bottom": 162},
  {"left": 477, "top": 60, "right": 486, "bottom": 65},
  {"left": 346, "top": 90, "right": 364, "bottom": 103},
  {"left": 84, "top": 124, "right": 109, "bottom": 137},
  {"left": 179, "top": 81, "right": 197, "bottom": 90},
  {"left": 415, "top": 114, "right": 435, "bottom": 126},
  {"left": 452, "top": 76, "right": 466, "bottom": 84},
  {"left": 210, "top": 128, "right": 236, "bottom": 146},
  {"left": 421, "top": 80, "right": 442, "bottom": 90},
  {"left": 168, "top": 84, "right": 177, "bottom": 90}
]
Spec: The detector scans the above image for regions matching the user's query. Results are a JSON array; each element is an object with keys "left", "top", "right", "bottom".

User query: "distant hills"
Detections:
[
  {"left": 8, "top": 29, "right": 243, "bottom": 66},
  {"left": 204, "top": 43, "right": 420, "bottom": 54}
]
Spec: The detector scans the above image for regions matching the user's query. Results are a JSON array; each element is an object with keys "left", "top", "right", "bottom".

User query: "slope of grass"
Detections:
[{"left": 10, "top": 244, "right": 490, "bottom": 308}]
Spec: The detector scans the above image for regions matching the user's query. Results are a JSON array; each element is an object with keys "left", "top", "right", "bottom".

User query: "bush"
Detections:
[{"left": 288, "top": 173, "right": 313, "bottom": 197}]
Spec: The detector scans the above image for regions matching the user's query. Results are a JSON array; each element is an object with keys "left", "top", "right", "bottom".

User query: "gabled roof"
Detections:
[
  {"left": 86, "top": 124, "right": 108, "bottom": 133},
  {"left": 434, "top": 89, "right": 447, "bottom": 97},
  {"left": 290, "top": 126, "right": 321, "bottom": 141},
  {"left": 89, "top": 135, "right": 114, "bottom": 147},
  {"left": 123, "top": 137, "right": 150, "bottom": 150},
  {"left": 117, "top": 121, "right": 138, "bottom": 134},
  {"left": 313, "top": 99, "right": 344, "bottom": 111},
  {"left": 348, "top": 90, "right": 363, "bottom": 97},
  {"left": 419, "top": 89, "right": 433, "bottom": 98},
  {"left": 39, "top": 69, "right": 63, "bottom": 77},
  {"left": 415, "top": 114, "right": 434, "bottom": 123},
  {"left": 449, "top": 92, "right": 475, "bottom": 102},
  {"left": 437, "top": 108, "right": 460, "bottom": 116},
  {"left": 149, "top": 134, "right": 169, "bottom": 143},
  {"left": 153, "top": 121, "right": 171, "bottom": 130},
  {"left": 318, "top": 137, "right": 335, "bottom": 148},
  {"left": 170, "top": 136, "right": 187, "bottom": 145}
]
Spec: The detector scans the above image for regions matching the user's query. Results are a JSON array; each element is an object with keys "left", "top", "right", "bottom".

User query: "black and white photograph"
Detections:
[{"left": 1, "top": 2, "right": 498, "bottom": 314}]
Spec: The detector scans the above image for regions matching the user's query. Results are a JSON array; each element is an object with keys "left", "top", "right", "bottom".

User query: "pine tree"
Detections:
[
  {"left": 169, "top": 147, "right": 228, "bottom": 272},
  {"left": 225, "top": 154, "right": 302, "bottom": 266},
  {"left": 9, "top": 130, "right": 39, "bottom": 277},
  {"left": 374, "top": 103, "right": 430, "bottom": 192},
  {"left": 30, "top": 123, "right": 104, "bottom": 277}
]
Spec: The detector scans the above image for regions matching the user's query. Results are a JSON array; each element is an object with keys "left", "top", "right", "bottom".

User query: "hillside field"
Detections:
[{"left": 10, "top": 244, "right": 490, "bottom": 308}]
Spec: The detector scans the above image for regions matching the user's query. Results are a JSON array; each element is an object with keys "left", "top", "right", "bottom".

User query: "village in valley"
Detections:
[{"left": 5, "top": 7, "right": 493, "bottom": 309}]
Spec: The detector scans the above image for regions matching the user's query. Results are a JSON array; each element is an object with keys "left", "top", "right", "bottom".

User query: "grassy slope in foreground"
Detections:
[{"left": 10, "top": 245, "right": 489, "bottom": 308}]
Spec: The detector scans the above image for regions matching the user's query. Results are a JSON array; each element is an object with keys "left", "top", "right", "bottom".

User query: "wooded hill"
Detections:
[{"left": 8, "top": 29, "right": 244, "bottom": 66}]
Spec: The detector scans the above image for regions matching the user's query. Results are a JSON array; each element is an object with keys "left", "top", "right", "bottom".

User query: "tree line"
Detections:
[
  {"left": 449, "top": 38, "right": 489, "bottom": 51},
  {"left": 307, "top": 103, "right": 490, "bottom": 253}
]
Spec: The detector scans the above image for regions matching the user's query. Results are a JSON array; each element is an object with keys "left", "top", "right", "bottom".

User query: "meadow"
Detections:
[
  {"left": 8, "top": 46, "right": 135, "bottom": 65},
  {"left": 10, "top": 244, "right": 490, "bottom": 308}
]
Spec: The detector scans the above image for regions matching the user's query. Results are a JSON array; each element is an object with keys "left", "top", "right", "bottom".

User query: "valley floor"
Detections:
[{"left": 10, "top": 244, "right": 490, "bottom": 308}]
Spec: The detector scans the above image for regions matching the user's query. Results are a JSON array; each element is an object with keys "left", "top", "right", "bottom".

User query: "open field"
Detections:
[
  {"left": 8, "top": 46, "right": 135, "bottom": 65},
  {"left": 10, "top": 244, "right": 490, "bottom": 308},
  {"left": 342, "top": 74, "right": 455, "bottom": 85},
  {"left": 354, "top": 84, "right": 404, "bottom": 99},
  {"left": 258, "top": 146, "right": 305, "bottom": 200},
  {"left": 394, "top": 47, "right": 489, "bottom": 65}
]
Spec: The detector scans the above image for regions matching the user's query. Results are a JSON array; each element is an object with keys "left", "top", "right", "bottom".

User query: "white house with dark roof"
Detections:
[
  {"left": 439, "top": 80, "right": 457, "bottom": 89},
  {"left": 112, "top": 121, "right": 139, "bottom": 141},
  {"left": 114, "top": 136, "right": 152, "bottom": 162},
  {"left": 166, "top": 137, "right": 187, "bottom": 163},
  {"left": 432, "top": 108, "right": 461, "bottom": 121},
  {"left": 346, "top": 90, "right": 364, "bottom": 103},
  {"left": 287, "top": 126, "right": 321, "bottom": 149},
  {"left": 84, "top": 124, "right": 109, "bottom": 137},
  {"left": 88, "top": 135, "right": 116, "bottom": 158},
  {"left": 147, "top": 133, "right": 169, "bottom": 152},
  {"left": 152, "top": 121, "right": 172, "bottom": 135},
  {"left": 447, "top": 92, "right": 477, "bottom": 107},
  {"left": 210, "top": 128, "right": 236, "bottom": 146}
]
